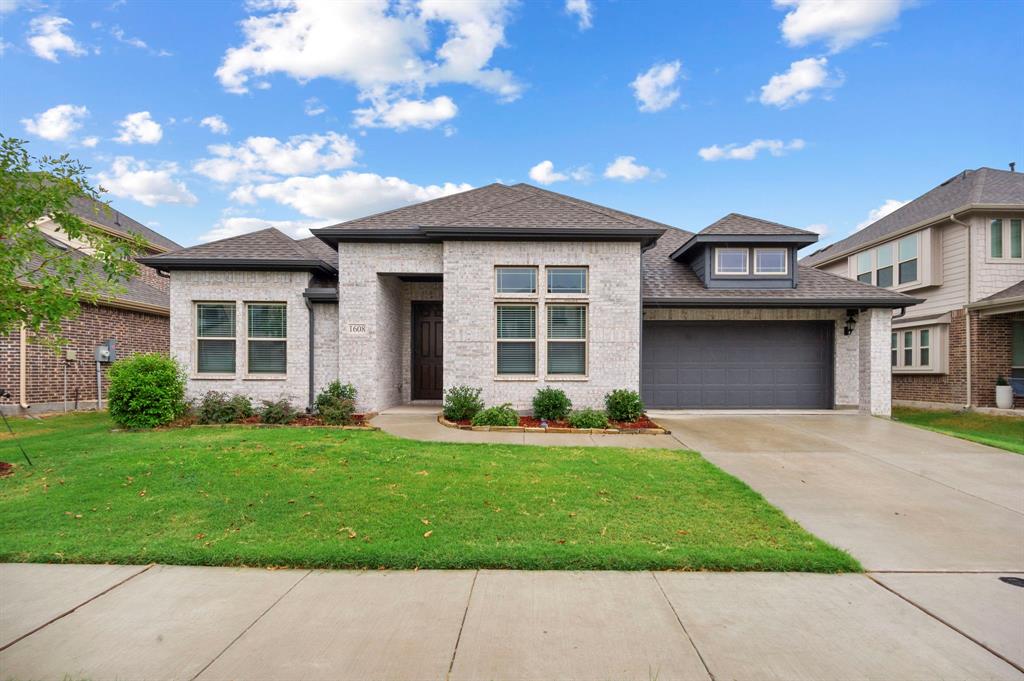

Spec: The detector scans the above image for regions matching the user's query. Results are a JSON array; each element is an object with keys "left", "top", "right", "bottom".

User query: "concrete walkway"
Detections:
[{"left": 2, "top": 563, "right": 1022, "bottom": 680}]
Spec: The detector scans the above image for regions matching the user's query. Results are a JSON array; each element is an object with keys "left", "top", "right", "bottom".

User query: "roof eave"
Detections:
[
  {"left": 137, "top": 257, "right": 337, "bottom": 276},
  {"left": 670, "top": 233, "right": 818, "bottom": 261},
  {"left": 642, "top": 296, "right": 922, "bottom": 308},
  {"left": 966, "top": 294, "right": 1024, "bottom": 316},
  {"left": 313, "top": 226, "right": 665, "bottom": 247}
]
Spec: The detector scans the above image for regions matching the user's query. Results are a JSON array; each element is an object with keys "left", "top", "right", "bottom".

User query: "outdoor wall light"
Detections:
[{"left": 843, "top": 309, "right": 859, "bottom": 336}]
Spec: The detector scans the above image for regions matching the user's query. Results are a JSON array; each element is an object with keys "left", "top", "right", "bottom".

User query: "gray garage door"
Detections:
[{"left": 641, "top": 321, "right": 834, "bottom": 409}]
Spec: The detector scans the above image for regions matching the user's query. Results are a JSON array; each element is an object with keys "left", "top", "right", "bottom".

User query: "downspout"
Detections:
[
  {"left": 949, "top": 213, "right": 971, "bottom": 408},
  {"left": 305, "top": 296, "right": 315, "bottom": 411},
  {"left": 18, "top": 324, "right": 29, "bottom": 409}
]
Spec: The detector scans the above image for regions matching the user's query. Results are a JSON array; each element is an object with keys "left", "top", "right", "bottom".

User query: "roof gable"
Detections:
[{"left": 701, "top": 213, "right": 817, "bottom": 237}]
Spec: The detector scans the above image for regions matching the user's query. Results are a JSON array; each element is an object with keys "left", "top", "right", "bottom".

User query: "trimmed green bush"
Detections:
[
  {"left": 470, "top": 403, "right": 519, "bottom": 427},
  {"left": 605, "top": 389, "right": 644, "bottom": 422},
  {"left": 259, "top": 399, "right": 297, "bottom": 424},
  {"left": 196, "top": 391, "right": 253, "bottom": 425},
  {"left": 107, "top": 353, "right": 187, "bottom": 428},
  {"left": 443, "top": 385, "right": 484, "bottom": 421},
  {"left": 568, "top": 408, "right": 610, "bottom": 429},
  {"left": 315, "top": 381, "right": 357, "bottom": 425},
  {"left": 532, "top": 387, "right": 572, "bottom": 421}
]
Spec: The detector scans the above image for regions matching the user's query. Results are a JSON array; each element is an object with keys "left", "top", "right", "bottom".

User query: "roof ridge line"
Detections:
[{"left": 510, "top": 183, "right": 673, "bottom": 230}]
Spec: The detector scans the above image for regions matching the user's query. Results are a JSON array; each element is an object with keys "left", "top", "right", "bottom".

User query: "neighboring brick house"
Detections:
[
  {"left": 802, "top": 167, "right": 1024, "bottom": 409},
  {"left": 0, "top": 198, "right": 181, "bottom": 414},
  {"left": 141, "top": 183, "right": 916, "bottom": 416}
]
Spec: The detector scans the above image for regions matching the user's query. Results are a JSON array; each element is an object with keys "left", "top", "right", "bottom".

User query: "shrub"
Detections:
[
  {"left": 196, "top": 391, "right": 253, "bottom": 424},
  {"left": 315, "top": 381, "right": 357, "bottom": 425},
  {"left": 259, "top": 399, "right": 298, "bottom": 424},
  {"left": 997, "top": 376, "right": 1009, "bottom": 386},
  {"left": 107, "top": 353, "right": 187, "bottom": 428},
  {"left": 568, "top": 408, "right": 610, "bottom": 429},
  {"left": 605, "top": 389, "right": 644, "bottom": 422},
  {"left": 532, "top": 387, "right": 572, "bottom": 421},
  {"left": 443, "top": 385, "right": 484, "bottom": 421},
  {"left": 470, "top": 403, "right": 519, "bottom": 427}
]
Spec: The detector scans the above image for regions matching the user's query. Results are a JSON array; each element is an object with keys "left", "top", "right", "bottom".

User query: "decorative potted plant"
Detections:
[{"left": 995, "top": 376, "right": 1014, "bottom": 409}]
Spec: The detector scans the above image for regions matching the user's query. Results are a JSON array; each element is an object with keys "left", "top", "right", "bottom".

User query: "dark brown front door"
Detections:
[{"left": 412, "top": 302, "right": 443, "bottom": 400}]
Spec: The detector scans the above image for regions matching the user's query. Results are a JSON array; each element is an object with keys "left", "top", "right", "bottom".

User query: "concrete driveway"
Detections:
[{"left": 654, "top": 412, "right": 1024, "bottom": 572}]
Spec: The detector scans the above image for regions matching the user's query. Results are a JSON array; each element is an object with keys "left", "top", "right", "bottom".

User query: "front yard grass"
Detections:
[
  {"left": 0, "top": 412, "right": 858, "bottom": 572},
  {"left": 893, "top": 407, "right": 1024, "bottom": 454}
]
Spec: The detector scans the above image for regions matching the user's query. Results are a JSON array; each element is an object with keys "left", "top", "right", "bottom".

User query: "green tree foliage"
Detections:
[{"left": 0, "top": 135, "right": 145, "bottom": 348}]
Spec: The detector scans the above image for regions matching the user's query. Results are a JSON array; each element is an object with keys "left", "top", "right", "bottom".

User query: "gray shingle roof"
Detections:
[
  {"left": 138, "top": 227, "right": 336, "bottom": 273},
  {"left": 700, "top": 213, "right": 818, "bottom": 237},
  {"left": 70, "top": 196, "right": 182, "bottom": 252},
  {"left": 802, "top": 167, "right": 1024, "bottom": 267},
  {"left": 643, "top": 227, "right": 919, "bottom": 307},
  {"left": 975, "top": 278, "right": 1024, "bottom": 304}
]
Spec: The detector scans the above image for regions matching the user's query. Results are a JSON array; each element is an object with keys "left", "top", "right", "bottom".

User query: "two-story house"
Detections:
[
  {"left": 139, "top": 183, "right": 917, "bottom": 417},
  {"left": 802, "top": 167, "right": 1024, "bottom": 409}
]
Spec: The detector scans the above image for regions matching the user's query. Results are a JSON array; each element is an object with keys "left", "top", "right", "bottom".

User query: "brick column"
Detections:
[{"left": 858, "top": 307, "right": 892, "bottom": 416}]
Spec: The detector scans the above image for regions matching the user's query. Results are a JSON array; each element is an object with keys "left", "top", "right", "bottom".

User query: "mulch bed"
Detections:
[
  {"left": 452, "top": 415, "right": 663, "bottom": 432},
  {"left": 0, "top": 462, "right": 14, "bottom": 478}
]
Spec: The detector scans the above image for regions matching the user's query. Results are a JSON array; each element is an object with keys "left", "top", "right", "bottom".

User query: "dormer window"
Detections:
[
  {"left": 754, "top": 248, "right": 788, "bottom": 275},
  {"left": 715, "top": 248, "right": 749, "bottom": 275}
]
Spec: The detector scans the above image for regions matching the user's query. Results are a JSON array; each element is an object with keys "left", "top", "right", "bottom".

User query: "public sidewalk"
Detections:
[{"left": 1, "top": 562, "right": 1022, "bottom": 680}]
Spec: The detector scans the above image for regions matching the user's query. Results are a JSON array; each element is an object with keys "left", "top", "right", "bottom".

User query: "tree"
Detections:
[{"left": 0, "top": 134, "right": 146, "bottom": 348}]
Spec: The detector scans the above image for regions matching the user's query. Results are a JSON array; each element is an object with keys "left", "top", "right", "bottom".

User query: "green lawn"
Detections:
[
  {"left": 893, "top": 407, "right": 1024, "bottom": 454},
  {"left": 0, "top": 412, "right": 857, "bottom": 572}
]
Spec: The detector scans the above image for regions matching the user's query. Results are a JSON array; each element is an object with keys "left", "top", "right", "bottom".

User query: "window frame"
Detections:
[
  {"left": 897, "top": 233, "right": 920, "bottom": 286},
  {"left": 714, "top": 247, "right": 749, "bottom": 276},
  {"left": 246, "top": 302, "right": 288, "bottom": 376},
  {"left": 546, "top": 304, "right": 587, "bottom": 376},
  {"left": 545, "top": 266, "right": 589, "bottom": 295},
  {"left": 753, "top": 248, "right": 789, "bottom": 276},
  {"left": 195, "top": 302, "right": 237, "bottom": 376},
  {"left": 495, "top": 266, "right": 538, "bottom": 295},
  {"left": 892, "top": 326, "right": 940, "bottom": 373},
  {"left": 856, "top": 251, "right": 874, "bottom": 284},
  {"left": 495, "top": 303, "right": 537, "bottom": 376},
  {"left": 988, "top": 218, "right": 1024, "bottom": 262}
]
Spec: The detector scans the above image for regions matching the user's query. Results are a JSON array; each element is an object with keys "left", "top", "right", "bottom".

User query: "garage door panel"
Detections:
[{"left": 641, "top": 321, "right": 833, "bottom": 409}]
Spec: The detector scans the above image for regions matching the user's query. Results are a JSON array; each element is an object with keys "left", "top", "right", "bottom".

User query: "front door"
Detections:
[{"left": 412, "top": 302, "right": 443, "bottom": 400}]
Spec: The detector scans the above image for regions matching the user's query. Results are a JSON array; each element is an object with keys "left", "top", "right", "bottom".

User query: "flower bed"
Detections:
[
  {"left": 159, "top": 412, "right": 378, "bottom": 430},
  {"left": 440, "top": 414, "right": 668, "bottom": 435}
]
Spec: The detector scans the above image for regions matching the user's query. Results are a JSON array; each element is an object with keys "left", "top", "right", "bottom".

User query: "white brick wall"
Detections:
[
  {"left": 170, "top": 270, "right": 312, "bottom": 407},
  {"left": 642, "top": 307, "right": 861, "bottom": 409},
  {"left": 311, "top": 302, "right": 338, "bottom": 398},
  {"left": 858, "top": 306, "right": 892, "bottom": 416}
]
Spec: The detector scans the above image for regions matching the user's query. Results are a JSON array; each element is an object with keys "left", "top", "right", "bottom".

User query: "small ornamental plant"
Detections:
[
  {"left": 315, "top": 381, "right": 357, "bottom": 425},
  {"left": 196, "top": 392, "right": 253, "bottom": 424},
  {"left": 443, "top": 385, "right": 484, "bottom": 421},
  {"left": 605, "top": 389, "right": 644, "bottom": 422},
  {"left": 532, "top": 387, "right": 572, "bottom": 421},
  {"left": 568, "top": 408, "right": 610, "bottom": 429},
  {"left": 470, "top": 404, "right": 519, "bottom": 427},
  {"left": 107, "top": 353, "right": 186, "bottom": 428},
  {"left": 259, "top": 399, "right": 298, "bottom": 425}
]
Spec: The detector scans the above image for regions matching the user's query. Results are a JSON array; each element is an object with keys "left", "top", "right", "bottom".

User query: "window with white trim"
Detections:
[
  {"left": 715, "top": 248, "right": 748, "bottom": 275},
  {"left": 1012, "top": 321, "right": 1024, "bottom": 382},
  {"left": 875, "top": 244, "right": 894, "bottom": 288},
  {"left": 897, "top": 234, "right": 919, "bottom": 284},
  {"left": 247, "top": 303, "right": 287, "bottom": 374},
  {"left": 546, "top": 267, "right": 587, "bottom": 294},
  {"left": 990, "top": 218, "right": 1023, "bottom": 260},
  {"left": 893, "top": 327, "right": 934, "bottom": 371},
  {"left": 496, "top": 267, "right": 537, "bottom": 294},
  {"left": 856, "top": 252, "right": 873, "bottom": 284},
  {"left": 496, "top": 304, "right": 536, "bottom": 375},
  {"left": 891, "top": 332, "right": 898, "bottom": 367},
  {"left": 196, "top": 303, "right": 236, "bottom": 374},
  {"left": 754, "top": 248, "right": 787, "bottom": 275},
  {"left": 547, "top": 305, "right": 586, "bottom": 375}
]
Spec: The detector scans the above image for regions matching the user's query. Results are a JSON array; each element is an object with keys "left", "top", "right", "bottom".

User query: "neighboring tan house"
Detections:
[
  {"left": 802, "top": 167, "right": 1024, "bottom": 409},
  {"left": 139, "top": 183, "right": 918, "bottom": 417},
  {"left": 0, "top": 197, "right": 181, "bottom": 414}
]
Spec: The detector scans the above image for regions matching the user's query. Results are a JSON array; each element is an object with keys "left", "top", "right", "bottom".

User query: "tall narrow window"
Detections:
[
  {"left": 547, "top": 267, "right": 588, "bottom": 294},
  {"left": 856, "top": 252, "right": 873, "bottom": 284},
  {"left": 247, "top": 303, "right": 287, "bottom": 374},
  {"left": 919, "top": 329, "right": 930, "bottom": 367},
  {"left": 715, "top": 248, "right": 748, "bottom": 275},
  {"left": 495, "top": 267, "right": 537, "bottom": 294},
  {"left": 991, "top": 219, "right": 1004, "bottom": 258},
  {"left": 1013, "top": 322, "right": 1024, "bottom": 381},
  {"left": 754, "top": 248, "right": 788, "bottom": 275},
  {"left": 891, "top": 332, "right": 898, "bottom": 367},
  {"left": 196, "top": 303, "right": 236, "bottom": 374},
  {"left": 547, "top": 305, "right": 586, "bottom": 375},
  {"left": 1011, "top": 219, "right": 1022, "bottom": 259},
  {"left": 903, "top": 330, "right": 913, "bottom": 366},
  {"left": 898, "top": 234, "right": 919, "bottom": 284},
  {"left": 876, "top": 244, "right": 894, "bottom": 288},
  {"left": 496, "top": 305, "right": 536, "bottom": 374}
]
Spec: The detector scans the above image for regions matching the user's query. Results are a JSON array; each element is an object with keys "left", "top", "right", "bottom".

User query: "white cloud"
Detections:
[
  {"left": 565, "top": 0, "right": 592, "bottom": 30},
  {"left": 304, "top": 97, "right": 326, "bottom": 116},
  {"left": 1, "top": 0, "right": 21, "bottom": 14},
  {"left": 21, "top": 103, "right": 88, "bottom": 141},
  {"left": 111, "top": 25, "right": 146, "bottom": 49},
  {"left": 215, "top": 0, "right": 521, "bottom": 126},
  {"left": 603, "top": 156, "right": 653, "bottom": 182},
  {"left": 27, "top": 15, "right": 86, "bottom": 62},
  {"left": 230, "top": 172, "right": 472, "bottom": 220},
  {"left": 759, "top": 57, "right": 841, "bottom": 108},
  {"left": 81, "top": 136, "right": 100, "bottom": 148},
  {"left": 774, "top": 0, "right": 909, "bottom": 53},
  {"left": 200, "top": 115, "right": 230, "bottom": 135},
  {"left": 855, "top": 198, "right": 908, "bottom": 231},
  {"left": 698, "top": 138, "right": 805, "bottom": 161},
  {"left": 630, "top": 61, "right": 682, "bottom": 113},
  {"left": 527, "top": 160, "right": 589, "bottom": 185},
  {"left": 0, "top": 40, "right": 11, "bottom": 56},
  {"left": 198, "top": 216, "right": 332, "bottom": 243},
  {"left": 96, "top": 157, "right": 197, "bottom": 207},
  {"left": 193, "top": 132, "right": 359, "bottom": 184},
  {"left": 353, "top": 95, "right": 457, "bottom": 130},
  {"left": 805, "top": 223, "right": 829, "bottom": 236},
  {"left": 115, "top": 111, "right": 163, "bottom": 144}
]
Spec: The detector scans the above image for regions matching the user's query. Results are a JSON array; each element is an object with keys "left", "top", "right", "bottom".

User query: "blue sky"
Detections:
[{"left": 1, "top": 0, "right": 1021, "bottom": 251}]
